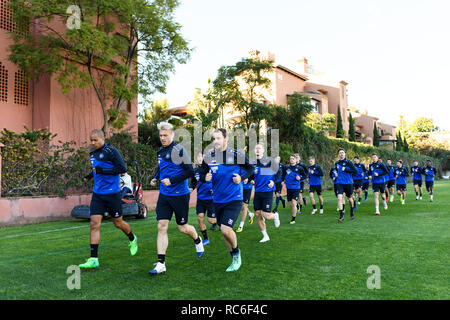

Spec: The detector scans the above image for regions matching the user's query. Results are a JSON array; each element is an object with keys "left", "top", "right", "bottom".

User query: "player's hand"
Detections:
[
  {"left": 268, "top": 180, "right": 274, "bottom": 188},
  {"left": 205, "top": 170, "right": 212, "bottom": 182},
  {"left": 189, "top": 188, "right": 194, "bottom": 193},
  {"left": 251, "top": 180, "right": 255, "bottom": 185},
  {"left": 150, "top": 178, "right": 157, "bottom": 187},
  {"left": 83, "top": 178, "right": 88, "bottom": 183},
  {"left": 342, "top": 167, "right": 345, "bottom": 171},
  {"left": 244, "top": 178, "right": 248, "bottom": 184},
  {"left": 296, "top": 175, "right": 301, "bottom": 181},
  {"left": 161, "top": 178, "right": 171, "bottom": 186},
  {"left": 232, "top": 173, "right": 241, "bottom": 184},
  {"left": 311, "top": 170, "right": 314, "bottom": 174},
  {"left": 374, "top": 172, "right": 379, "bottom": 177}
]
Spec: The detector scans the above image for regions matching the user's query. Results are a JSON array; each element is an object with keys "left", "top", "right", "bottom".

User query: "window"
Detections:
[
  {"left": 310, "top": 99, "right": 319, "bottom": 113},
  {"left": 0, "top": 0, "right": 14, "bottom": 32},
  {"left": 0, "top": 61, "right": 7, "bottom": 103},
  {"left": 14, "top": 70, "right": 29, "bottom": 105}
]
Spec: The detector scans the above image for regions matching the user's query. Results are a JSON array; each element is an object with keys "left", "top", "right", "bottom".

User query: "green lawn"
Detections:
[{"left": 1, "top": 180, "right": 449, "bottom": 300}]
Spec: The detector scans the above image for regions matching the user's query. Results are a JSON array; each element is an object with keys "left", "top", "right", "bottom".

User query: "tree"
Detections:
[
  {"left": 306, "top": 112, "right": 336, "bottom": 136},
  {"left": 211, "top": 57, "right": 274, "bottom": 132},
  {"left": 373, "top": 121, "right": 380, "bottom": 147},
  {"left": 138, "top": 98, "right": 172, "bottom": 147},
  {"left": 403, "top": 136, "right": 409, "bottom": 152},
  {"left": 396, "top": 131, "right": 403, "bottom": 151},
  {"left": 336, "top": 105, "right": 345, "bottom": 138},
  {"left": 408, "top": 117, "right": 438, "bottom": 133},
  {"left": 348, "top": 113, "right": 356, "bottom": 142},
  {"left": 8, "top": 0, "right": 191, "bottom": 135}
]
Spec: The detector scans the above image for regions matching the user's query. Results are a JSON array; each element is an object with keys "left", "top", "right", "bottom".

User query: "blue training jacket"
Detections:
[
  {"left": 199, "top": 148, "right": 254, "bottom": 203},
  {"left": 308, "top": 164, "right": 323, "bottom": 186},
  {"left": 88, "top": 143, "right": 127, "bottom": 195},
  {"left": 395, "top": 166, "right": 409, "bottom": 185},
  {"left": 154, "top": 141, "right": 194, "bottom": 196},
  {"left": 334, "top": 158, "right": 357, "bottom": 185}
]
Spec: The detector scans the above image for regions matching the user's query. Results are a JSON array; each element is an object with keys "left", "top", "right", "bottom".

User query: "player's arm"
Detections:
[
  {"left": 239, "top": 154, "right": 255, "bottom": 181},
  {"left": 189, "top": 175, "right": 198, "bottom": 190},
  {"left": 378, "top": 163, "right": 389, "bottom": 176},
  {"left": 315, "top": 165, "right": 324, "bottom": 177},
  {"left": 95, "top": 149, "right": 127, "bottom": 175},
  {"left": 84, "top": 171, "right": 94, "bottom": 181},
  {"left": 273, "top": 161, "right": 282, "bottom": 182}
]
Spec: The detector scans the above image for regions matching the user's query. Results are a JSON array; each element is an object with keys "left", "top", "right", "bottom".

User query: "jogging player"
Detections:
[
  {"left": 236, "top": 169, "right": 255, "bottom": 233},
  {"left": 334, "top": 148, "right": 357, "bottom": 222},
  {"left": 283, "top": 155, "right": 306, "bottom": 224},
  {"left": 386, "top": 159, "right": 396, "bottom": 203},
  {"left": 79, "top": 129, "right": 138, "bottom": 269},
  {"left": 294, "top": 153, "right": 308, "bottom": 209},
  {"left": 149, "top": 122, "right": 203, "bottom": 275},
  {"left": 411, "top": 160, "right": 423, "bottom": 200},
  {"left": 273, "top": 155, "right": 286, "bottom": 214},
  {"left": 362, "top": 163, "right": 370, "bottom": 201},
  {"left": 252, "top": 143, "right": 281, "bottom": 242},
  {"left": 423, "top": 160, "right": 437, "bottom": 202},
  {"left": 198, "top": 128, "right": 254, "bottom": 272},
  {"left": 368, "top": 153, "right": 389, "bottom": 215},
  {"left": 352, "top": 156, "right": 366, "bottom": 206},
  {"left": 394, "top": 160, "right": 408, "bottom": 205},
  {"left": 307, "top": 156, "right": 324, "bottom": 214},
  {"left": 191, "top": 151, "right": 217, "bottom": 246}
]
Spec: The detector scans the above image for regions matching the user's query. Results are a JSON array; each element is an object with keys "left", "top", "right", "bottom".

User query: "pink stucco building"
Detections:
[{"left": 0, "top": 0, "right": 138, "bottom": 146}]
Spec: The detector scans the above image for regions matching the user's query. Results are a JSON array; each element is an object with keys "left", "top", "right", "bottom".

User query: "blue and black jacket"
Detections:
[
  {"left": 283, "top": 164, "right": 306, "bottom": 189},
  {"left": 251, "top": 157, "right": 282, "bottom": 193},
  {"left": 153, "top": 142, "right": 194, "bottom": 196},
  {"left": 329, "top": 167, "right": 338, "bottom": 185},
  {"left": 191, "top": 167, "right": 213, "bottom": 200},
  {"left": 411, "top": 165, "right": 423, "bottom": 181},
  {"left": 297, "top": 162, "right": 308, "bottom": 182},
  {"left": 423, "top": 166, "right": 437, "bottom": 182},
  {"left": 199, "top": 148, "right": 254, "bottom": 203},
  {"left": 352, "top": 163, "right": 366, "bottom": 181},
  {"left": 334, "top": 158, "right": 357, "bottom": 185},
  {"left": 368, "top": 161, "right": 389, "bottom": 184},
  {"left": 308, "top": 164, "right": 323, "bottom": 186},
  {"left": 394, "top": 166, "right": 409, "bottom": 185},
  {"left": 86, "top": 143, "right": 127, "bottom": 195},
  {"left": 387, "top": 164, "right": 396, "bottom": 181}
]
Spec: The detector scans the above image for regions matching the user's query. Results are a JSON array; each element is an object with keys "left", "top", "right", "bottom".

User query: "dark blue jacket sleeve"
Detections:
[{"left": 96, "top": 148, "right": 127, "bottom": 175}]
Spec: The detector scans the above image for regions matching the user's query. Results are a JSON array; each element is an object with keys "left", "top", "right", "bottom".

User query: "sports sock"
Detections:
[
  {"left": 194, "top": 237, "right": 201, "bottom": 245},
  {"left": 291, "top": 216, "right": 296, "bottom": 222},
  {"left": 320, "top": 204, "right": 323, "bottom": 209},
  {"left": 364, "top": 191, "right": 368, "bottom": 199},
  {"left": 275, "top": 196, "right": 280, "bottom": 209},
  {"left": 261, "top": 229, "right": 269, "bottom": 238},
  {"left": 376, "top": 205, "right": 379, "bottom": 212},
  {"left": 201, "top": 229, "right": 208, "bottom": 240},
  {"left": 231, "top": 246, "right": 239, "bottom": 256},
  {"left": 90, "top": 244, "right": 99, "bottom": 258},
  {"left": 127, "top": 231, "right": 135, "bottom": 242},
  {"left": 157, "top": 254, "right": 165, "bottom": 264},
  {"left": 239, "top": 221, "right": 244, "bottom": 228},
  {"left": 313, "top": 204, "right": 317, "bottom": 209}
]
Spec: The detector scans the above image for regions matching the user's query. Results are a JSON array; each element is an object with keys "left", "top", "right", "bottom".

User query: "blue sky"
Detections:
[{"left": 149, "top": 0, "right": 450, "bottom": 131}]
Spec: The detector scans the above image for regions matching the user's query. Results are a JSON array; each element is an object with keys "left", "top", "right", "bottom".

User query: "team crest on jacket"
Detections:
[{"left": 99, "top": 153, "right": 104, "bottom": 159}]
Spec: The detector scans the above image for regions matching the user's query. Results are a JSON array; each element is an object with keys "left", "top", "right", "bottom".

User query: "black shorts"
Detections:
[
  {"left": 396, "top": 184, "right": 407, "bottom": 191},
  {"left": 90, "top": 192, "right": 123, "bottom": 218},
  {"left": 156, "top": 193, "right": 190, "bottom": 225},
  {"left": 214, "top": 200, "right": 243, "bottom": 228},
  {"left": 196, "top": 199, "right": 216, "bottom": 219},
  {"left": 309, "top": 184, "right": 322, "bottom": 195},
  {"left": 336, "top": 184, "right": 353, "bottom": 197},
  {"left": 275, "top": 182, "right": 283, "bottom": 194},
  {"left": 253, "top": 191, "right": 274, "bottom": 212},
  {"left": 353, "top": 179, "right": 362, "bottom": 190},
  {"left": 387, "top": 180, "right": 395, "bottom": 189},
  {"left": 372, "top": 183, "right": 386, "bottom": 193},
  {"left": 362, "top": 181, "right": 370, "bottom": 191},
  {"left": 286, "top": 189, "right": 300, "bottom": 202},
  {"left": 243, "top": 189, "right": 252, "bottom": 204},
  {"left": 425, "top": 181, "right": 434, "bottom": 190},
  {"left": 413, "top": 180, "right": 422, "bottom": 187},
  {"left": 299, "top": 181, "right": 305, "bottom": 193},
  {"left": 333, "top": 184, "right": 338, "bottom": 197}
]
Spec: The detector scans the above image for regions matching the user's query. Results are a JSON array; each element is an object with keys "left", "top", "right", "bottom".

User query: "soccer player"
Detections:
[
  {"left": 191, "top": 151, "right": 217, "bottom": 245},
  {"left": 423, "top": 160, "right": 437, "bottom": 202},
  {"left": 79, "top": 129, "right": 138, "bottom": 269},
  {"left": 411, "top": 160, "right": 423, "bottom": 200},
  {"left": 198, "top": 128, "right": 254, "bottom": 272},
  {"left": 252, "top": 143, "right": 281, "bottom": 242},
  {"left": 386, "top": 159, "right": 396, "bottom": 203},
  {"left": 294, "top": 154, "right": 308, "bottom": 209},
  {"left": 236, "top": 170, "right": 255, "bottom": 233},
  {"left": 273, "top": 155, "right": 286, "bottom": 214},
  {"left": 368, "top": 153, "right": 389, "bottom": 215},
  {"left": 352, "top": 156, "right": 366, "bottom": 206},
  {"left": 334, "top": 148, "right": 357, "bottom": 222},
  {"left": 307, "top": 156, "right": 324, "bottom": 214},
  {"left": 394, "top": 160, "right": 409, "bottom": 205},
  {"left": 362, "top": 165, "right": 370, "bottom": 202},
  {"left": 149, "top": 122, "right": 203, "bottom": 275},
  {"left": 283, "top": 155, "right": 305, "bottom": 224}
]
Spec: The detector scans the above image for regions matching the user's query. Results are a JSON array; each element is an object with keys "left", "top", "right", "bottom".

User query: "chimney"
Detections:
[
  {"left": 297, "top": 57, "right": 308, "bottom": 74},
  {"left": 261, "top": 51, "right": 276, "bottom": 63}
]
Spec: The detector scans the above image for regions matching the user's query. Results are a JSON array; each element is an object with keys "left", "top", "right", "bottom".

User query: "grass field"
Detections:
[{"left": 1, "top": 180, "right": 449, "bottom": 300}]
